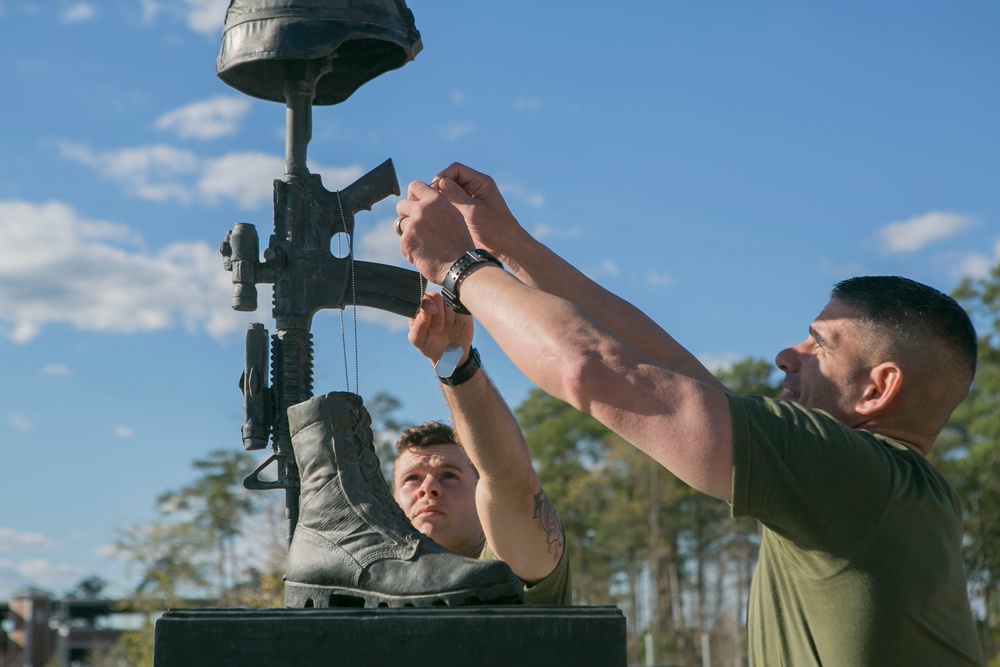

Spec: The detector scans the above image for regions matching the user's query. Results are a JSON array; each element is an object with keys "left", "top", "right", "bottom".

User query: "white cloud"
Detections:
[
  {"left": 11, "top": 558, "right": 88, "bottom": 587},
  {"left": 56, "top": 141, "right": 199, "bottom": 204},
  {"left": 198, "top": 153, "right": 364, "bottom": 210},
  {"left": 358, "top": 307, "right": 413, "bottom": 332},
  {"left": 357, "top": 217, "right": 409, "bottom": 268},
  {"left": 0, "top": 199, "right": 252, "bottom": 342},
  {"left": 185, "top": 0, "right": 229, "bottom": 34},
  {"left": 583, "top": 260, "right": 618, "bottom": 282},
  {"left": 139, "top": 0, "right": 228, "bottom": 35},
  {"left": 440, "top": 122, "right": 475, "bottom": 143},
  {"left": 41, "top": 363, "right": 72, "bottom": 376},
  {"left": 350, "top": 218, "right": 423, "bottom": 331},
  {"left": 94, "top": 543, "right": 119, "bottom": 559},
  {"left": 532, "top": 223, "right": 580, "bottom": 241},
  {"left": 114, "top": 425, "right": 135, "bottom": 438},
  {"left": 513, "top": 97, "right": 542, "bottom": 113},
  {"left": 877, "top": 211, "right": 974, "bottom": 254},
  {"left": 698, "top": 352, "right": 743, "bottom": 374},
  {"left": 953, "top": 254, "right": 993, "bottom": 282},
  {"left": 9, "top": 416, "right": 32, "bottom": 432},
  {"left": 314, "top": 163, "right": 369, "bottom": 193},
  {"left": 0, "top": 196, "right": 409, "bottom": 343},
  {"left": 197, "top": 152, "right": 284, "bottom": 209},
  {"left": 0, "top": 527, "right": 51, "bottom": 551},
  {"left": 139, "top": 0, "right": 160, "bottom": 23},
  {"left": 646, "top": 272, "right": 673, "bottom": 286},
  {"left": 451, "top": 90, "right": 470, "bottom": 106},
  {"left": 60, "top": 2, "right": 95, "bottom": 22},
  {"left": 496, "top": 180, "right": 545, "bottom": 208},
  {"left": 155, "top": 96, "right": 251, "bottom": 140},
  {"left": 950, "top": 239, "right": 1000, "bottom": 282},
  {"left": 57, "top": 141, "right": 367, "bottom": 212}
]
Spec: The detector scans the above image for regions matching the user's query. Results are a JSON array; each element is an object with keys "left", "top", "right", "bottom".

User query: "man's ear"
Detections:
[{"left": 855, "top": 362, "right": 903, "bottom": 415}]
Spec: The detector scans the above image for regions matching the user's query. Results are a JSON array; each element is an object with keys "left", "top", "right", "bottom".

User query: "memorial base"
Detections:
[{"left": 154, "top": 606, "right": 627, "bottom": 667}]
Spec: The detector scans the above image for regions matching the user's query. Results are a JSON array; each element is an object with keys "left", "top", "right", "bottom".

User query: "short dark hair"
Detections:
[
  {"left": 831, "top": 276, "right": 978, "bottom": 378},
  {"left": 394, "top": 421, "right": 479, "bottom": 478},
  {"left": 395, "top": 421, "right": 459, "bottom": 453}
]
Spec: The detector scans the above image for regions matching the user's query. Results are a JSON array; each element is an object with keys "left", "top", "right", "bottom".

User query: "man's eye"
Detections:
[{"left": 442, "top": 472, "right": 459, "bottom": 480}]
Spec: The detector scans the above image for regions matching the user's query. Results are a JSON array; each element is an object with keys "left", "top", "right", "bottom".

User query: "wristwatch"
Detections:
[
  {"left": 441, "top": 249, "right": 503, "bottom": 314},
  {"left": 439, "top": 347, "right": 482, "bottom": 386}
]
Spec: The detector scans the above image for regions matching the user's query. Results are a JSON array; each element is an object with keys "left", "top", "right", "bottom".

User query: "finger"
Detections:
[
  {"left": 435, "top": 162, "right": 478, "bottom": 186},
  {"left": 407, "top": 303, "right": 432, "bottom": 345},
  {"left": 411, "top": 294, "right": 437, "bottom": 325},
  {"left": 396, "top": 198, "right": 415, "bottom": 219},
  {"left": 407, "top": 316, "right": 427, "bottom": 347},
  {"left": 429, "top": 296, "right": 447, "bottom": 334},
  {"left": 423, "top": 293, "right": 441, "bottom": 314},
  {"left": 436, "top": 163, "right": 492, "bottom": 196},
  {"left": 406, "top": 179, "right": 437, "bottom": 200},
  {"left": 435, "top": 177, "right": 477, "bottom": 207}
]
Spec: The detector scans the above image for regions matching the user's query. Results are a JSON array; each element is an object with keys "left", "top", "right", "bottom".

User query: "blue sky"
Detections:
[{"left": 1, "top": 1, "right": 998, "bottom": 600}]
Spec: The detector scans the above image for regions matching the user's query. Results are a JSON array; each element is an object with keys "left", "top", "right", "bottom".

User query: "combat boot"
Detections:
[{"left": 283, "top": 391, "right": 524, "bottom": 608}]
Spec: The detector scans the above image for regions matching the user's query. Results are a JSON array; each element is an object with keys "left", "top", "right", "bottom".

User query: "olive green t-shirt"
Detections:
[
  {"left": 729, "top": 394, "right": 982, "bottom": 666},
  {"left": 480, "top": 541, "right": 571, "bottom": 605}
]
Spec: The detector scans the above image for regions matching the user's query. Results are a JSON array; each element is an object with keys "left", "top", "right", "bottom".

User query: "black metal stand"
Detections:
[{"left": 153, "top": 606, "right": 627, "bottom": 667}]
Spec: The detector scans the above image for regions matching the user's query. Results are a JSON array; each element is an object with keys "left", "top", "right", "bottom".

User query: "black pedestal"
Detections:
[{"left": 154, "top": 606, "right": 627, "bottom": 666}]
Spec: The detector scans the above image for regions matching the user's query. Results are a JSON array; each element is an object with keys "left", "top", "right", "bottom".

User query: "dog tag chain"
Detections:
[{"left": 435, "top": 319, "right": 466, "bottom": 379}]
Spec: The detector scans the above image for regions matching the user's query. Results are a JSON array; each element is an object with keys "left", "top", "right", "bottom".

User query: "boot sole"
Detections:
[{"left": 284, "top": 581, "right": 524, "bottom": 609}]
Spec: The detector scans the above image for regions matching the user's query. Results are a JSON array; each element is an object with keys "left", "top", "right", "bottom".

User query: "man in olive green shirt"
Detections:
[{"left": 396, "top": 162, "right": 983, "bottom": 664}]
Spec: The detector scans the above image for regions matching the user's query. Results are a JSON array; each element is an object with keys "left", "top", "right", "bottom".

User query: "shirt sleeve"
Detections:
[
  {"left": 728, "top": 393, "right": 897, "bottom": 556},
  {"left": 481, "top": 541, "right": 572, "bottom": 605}
]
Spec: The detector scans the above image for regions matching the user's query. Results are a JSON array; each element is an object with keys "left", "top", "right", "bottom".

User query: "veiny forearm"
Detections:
[
  {"left": 460, "top": 266, "right": 734, "bottom": 501},
  {"left": 498, "top": 237, "right": 727, "bottom": 391}
]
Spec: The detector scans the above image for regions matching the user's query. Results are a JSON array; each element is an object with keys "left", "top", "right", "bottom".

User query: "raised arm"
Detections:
[
  {"left": 430, "top": 163, "right": 728, "bottom": 392},
  {"left": 409, "top": 292, "right": 565, "bottom": 582},
  {"left": 398, "top": 181, "right": 734, "bottom": 501}
]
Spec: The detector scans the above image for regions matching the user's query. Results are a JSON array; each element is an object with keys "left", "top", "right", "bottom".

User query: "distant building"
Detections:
[{"left": 1, "top": 588, "right": 125, "bottom": 667}]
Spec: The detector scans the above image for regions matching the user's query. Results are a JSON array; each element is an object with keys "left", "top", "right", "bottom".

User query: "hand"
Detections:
[
  {"left": 408, "top": 292, "right": 473, "bottom": 364},
  {"left": 431, "top": 163, "right": 529, "bottom": 262},
  {"left": 397, "top": 181, "right": 475, "bottom": 285}
]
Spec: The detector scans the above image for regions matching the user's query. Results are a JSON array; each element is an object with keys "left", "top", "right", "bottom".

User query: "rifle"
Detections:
[{"left": 220, "top": 59, "right": 424, "bottom": 543}]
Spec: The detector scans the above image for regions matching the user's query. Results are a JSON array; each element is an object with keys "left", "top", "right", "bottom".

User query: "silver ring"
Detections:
[{"left": 394, "top": 216, "right": 405, "bottom": 236}]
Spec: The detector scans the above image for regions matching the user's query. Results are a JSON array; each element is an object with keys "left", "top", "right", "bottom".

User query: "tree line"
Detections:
[{"left": 70, "top": 263, "right": 1000, "bottom": 667}]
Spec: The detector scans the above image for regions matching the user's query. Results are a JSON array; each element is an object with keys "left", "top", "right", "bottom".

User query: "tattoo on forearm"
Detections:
[{"left": 532, "top": 489, "right": 565, "bottom": 560}]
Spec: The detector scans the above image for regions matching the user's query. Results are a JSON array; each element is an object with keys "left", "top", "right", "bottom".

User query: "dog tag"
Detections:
[{"left": 435, "top": 344, "right": 465, "bottom": 379}]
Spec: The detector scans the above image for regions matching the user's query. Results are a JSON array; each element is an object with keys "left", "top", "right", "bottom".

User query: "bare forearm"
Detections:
[
  {"left": 460, "top": 265, "right": 734, "bottom": 501},
  {"left": 444, "top": 367, "right": 534, "bottom": 490},
  {"left": 499, "top": 237, "right": 727, "bottom": 391},
  {"left": 443, "top": 360, "right": 564, "bottom": 581}
]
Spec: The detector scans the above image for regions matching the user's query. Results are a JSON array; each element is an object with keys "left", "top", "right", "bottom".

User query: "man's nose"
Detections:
[
  {"left": 775, "top": 345, "right": 798, "bottom": 373},
  {"left": 417, "top": 476, "right": 441, "bottom": 497}
]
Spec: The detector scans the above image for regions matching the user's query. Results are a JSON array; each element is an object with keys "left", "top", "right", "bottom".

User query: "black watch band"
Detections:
[
  {"left": 441, "top": 249, "right": 502, "bottom": 314},
  {"left": 439, "top": 347, "right": 482, "bottom": 386}
]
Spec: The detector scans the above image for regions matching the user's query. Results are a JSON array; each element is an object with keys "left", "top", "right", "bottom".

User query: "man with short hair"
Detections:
[
  {"left": 395, "top": 163, "right": 984, "bottom": 665},
  {"left": 392, "top": 293, "right": 571, "bottom": 605}
]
